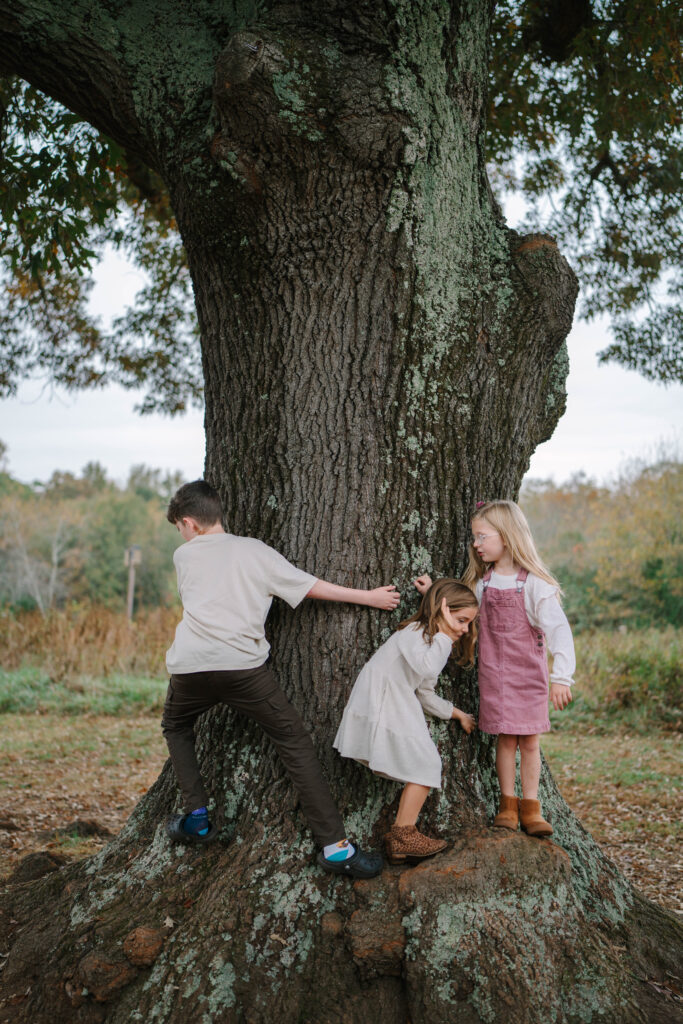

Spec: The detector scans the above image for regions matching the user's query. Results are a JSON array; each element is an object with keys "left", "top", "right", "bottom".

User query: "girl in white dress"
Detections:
[{"left": 333, "top": 579, "right": 478, "bottom": 864}]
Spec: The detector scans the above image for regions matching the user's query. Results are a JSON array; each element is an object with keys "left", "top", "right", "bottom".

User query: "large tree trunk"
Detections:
[{"left": 0, "top": 2, "right": 680, "bottom": 1021}]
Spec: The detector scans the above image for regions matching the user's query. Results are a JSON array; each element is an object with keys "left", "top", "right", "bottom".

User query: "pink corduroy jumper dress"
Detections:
[{"left": 477, "top": 568, "right": 551, "bottom": 735}]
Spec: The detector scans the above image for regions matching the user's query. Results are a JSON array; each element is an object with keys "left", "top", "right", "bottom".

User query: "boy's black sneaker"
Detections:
[{"left": 317, "top": 845, "right": 383, "bottom": 879}]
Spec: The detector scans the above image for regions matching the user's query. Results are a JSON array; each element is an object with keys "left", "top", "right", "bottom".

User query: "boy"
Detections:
[{"left": 162, "top": 479, "right": 399, "bottom": 879}]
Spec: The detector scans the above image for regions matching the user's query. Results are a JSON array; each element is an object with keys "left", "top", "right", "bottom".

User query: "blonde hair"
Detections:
[
  {"left": 462, "top": 500, "right": 561, "bottom": 595},
  {"left": 398, "top": 578, "right": 478, "bottom": 666}
]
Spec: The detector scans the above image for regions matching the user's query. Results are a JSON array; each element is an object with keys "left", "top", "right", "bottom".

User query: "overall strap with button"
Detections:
[{"left": 514, "top": 569, "right": 546, "bottom": 647}]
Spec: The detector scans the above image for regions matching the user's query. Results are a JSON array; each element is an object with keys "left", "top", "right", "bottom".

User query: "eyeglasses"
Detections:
[{"left": 472, "top": 533, "right": 497, "bottom": 543}]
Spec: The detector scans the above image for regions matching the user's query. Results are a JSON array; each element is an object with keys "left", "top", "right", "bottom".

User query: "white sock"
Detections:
[{"left": 323, "top": 838, "right": 356, "bottom": 862}]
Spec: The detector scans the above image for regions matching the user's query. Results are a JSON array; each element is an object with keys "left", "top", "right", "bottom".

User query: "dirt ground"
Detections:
[
  {"left": 0, "top": 714, "right": 680, "bottom": 918},
  {"left": 0, "top": 714, "right": 165, "bottom": 873},
  {"left": 542, "top": 729, "right": 682, "bottom": 917}
]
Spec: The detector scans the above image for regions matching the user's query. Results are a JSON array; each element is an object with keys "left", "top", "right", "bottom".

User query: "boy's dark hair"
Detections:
[{"left": 166, "top": 480, "right": 223, "bottom": 527}]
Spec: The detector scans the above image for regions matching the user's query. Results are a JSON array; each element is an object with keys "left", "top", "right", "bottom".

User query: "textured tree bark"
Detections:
[{"left": 0, "top": 2, "right": 680, "bottom": 1022}]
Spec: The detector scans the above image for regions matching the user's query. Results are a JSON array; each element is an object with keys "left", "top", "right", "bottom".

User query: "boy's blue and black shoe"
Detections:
[
  {"left": 317, "top": 846, "right": 383, "bottom": 879},
  {"left": 166, "top": 813, "right": 219, "bottom": 845}
]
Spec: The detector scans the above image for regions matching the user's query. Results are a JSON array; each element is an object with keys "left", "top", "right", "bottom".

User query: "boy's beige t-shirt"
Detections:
[{"left": 166, "top": 533, "right": 317, "bottom": 673}]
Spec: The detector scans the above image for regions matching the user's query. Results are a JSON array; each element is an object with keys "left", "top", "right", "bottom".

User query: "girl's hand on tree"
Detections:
[
  {"left": 550, "top": 683, "right": 572, "bottom": 711},
  {"left": 452, "top": 708, "right": 476, "bottom": 733},
  {"left": 414, "top": 574, "right": 432, "bottom": 595},
  {"left": 367, "top": 585, "right": 400, "bottom": 610}
]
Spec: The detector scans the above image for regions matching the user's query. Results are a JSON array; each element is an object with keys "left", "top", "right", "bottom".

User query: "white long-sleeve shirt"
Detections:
[{"left": 475, "top": 571, "right": 575, "bottom": 687}]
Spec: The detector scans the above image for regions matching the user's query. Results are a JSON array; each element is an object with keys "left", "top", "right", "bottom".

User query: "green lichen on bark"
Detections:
[
  {"left": 399, "top": 832, "right": 642, "bottom": 1023},
  {"left": 546, "top": 340, "right": 570, "bottom": 414},
  {"left": 271, "top": 62, "right": 325, "bottom": 140},
  {"left": 382, "top": 0, "right": 513, "bottom": 376}
]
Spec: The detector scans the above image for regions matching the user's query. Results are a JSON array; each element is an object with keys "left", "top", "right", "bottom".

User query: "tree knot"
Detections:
[{"left": 215, "top": 32, "right": 267, "bottom": 89}]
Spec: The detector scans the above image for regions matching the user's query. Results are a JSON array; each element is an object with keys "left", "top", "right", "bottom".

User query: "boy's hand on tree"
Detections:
[
  {"left": 550, "top": 683, "right": 572, "bottom": 711},
  {"left": 414, "top": 574, "right": 432, "bottom": 595},
  {"left": 368, "top": 585, "right": 400, "bottom": 610}
]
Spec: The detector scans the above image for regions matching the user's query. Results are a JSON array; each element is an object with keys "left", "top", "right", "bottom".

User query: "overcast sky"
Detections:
[{"left": 1, "top": 247, "right": 680, "bottom": 489}]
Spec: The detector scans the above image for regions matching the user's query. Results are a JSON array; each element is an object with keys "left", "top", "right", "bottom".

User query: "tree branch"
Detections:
[
  {"left": 0, "top": 1, "right": 152, "bottom": 163},
  {"left": 588, "top": 148, "right": 632, "bottom": 194},
  {"left": 0, "top": 0, "right": 216, "bottom": 170}
]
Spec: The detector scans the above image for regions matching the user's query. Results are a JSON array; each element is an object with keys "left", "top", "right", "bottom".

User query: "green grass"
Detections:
[
  {"left": 0, "top": 713, "right": 162, "bottom": 761},
  {"left": 542, "top": 730, "right": 681, "bottom": 802},
  {"left": 0, "top": 666, "right": 167, "bottom": 716}
]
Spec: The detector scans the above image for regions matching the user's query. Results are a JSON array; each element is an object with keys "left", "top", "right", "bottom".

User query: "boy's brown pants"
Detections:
[{"left": 161, "top": 663, "right": 345, "bottom": 848}]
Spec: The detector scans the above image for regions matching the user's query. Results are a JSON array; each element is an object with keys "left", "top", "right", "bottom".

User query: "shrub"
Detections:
[{"left": 553, "top": 627, "right": 682, "bottom": 733}]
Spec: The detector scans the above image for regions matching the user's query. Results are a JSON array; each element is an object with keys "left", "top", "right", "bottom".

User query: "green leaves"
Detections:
[
  {"left": 0, "top": 79, "right": 121, "bottom": 277},
  {"left": 1, "top": 2, "right": 681, "bottom": 398},
  {"left": 521, "top": 448, "right": 683, "bottom": 628},
  {"left": 489, "top": 0, "right": 682, "bottom": 382},
  {"left": 0, "top": 458, "right": 184, "bottom": 612},
  {"left": 0, "top": 77, "right": 202, "bottom": 413},
  {"left": 599, "top": 303, "right": 683, "bottom": 382}
]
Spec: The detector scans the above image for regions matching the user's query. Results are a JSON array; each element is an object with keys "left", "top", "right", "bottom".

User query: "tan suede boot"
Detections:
[
  {"left": 385, "top": 825, "right": 447, "bottom": 865},
  {"left": 520, "top": 798, "right": 553, "bottom": 837},
  {"left": 493, "top": 794, "right": 519, "bottom": 830}
]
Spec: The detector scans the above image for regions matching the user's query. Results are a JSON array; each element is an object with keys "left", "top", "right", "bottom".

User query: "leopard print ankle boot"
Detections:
[{"left": 385, "top": 825, "right": 447, "bottom": 865}]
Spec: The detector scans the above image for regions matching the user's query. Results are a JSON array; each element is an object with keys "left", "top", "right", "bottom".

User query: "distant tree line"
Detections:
[
  {"left": 1, "top": 442, "right": 679, "bottom": 630},
  {"left": 522, "top": 447, "right": 682, "bottom": 631},
  {"left": 0, "top": 445, "right": 183, "bottom": 614}
]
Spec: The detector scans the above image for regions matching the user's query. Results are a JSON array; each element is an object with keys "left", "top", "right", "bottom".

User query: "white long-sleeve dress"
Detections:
[{"left": 333, "top": 624, "right": 455, "bottom": 788}]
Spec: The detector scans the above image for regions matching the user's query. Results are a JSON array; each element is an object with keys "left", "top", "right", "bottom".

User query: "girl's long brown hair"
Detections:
[{"left": 398, "top": 578, "right": 478, "bottom": 666}]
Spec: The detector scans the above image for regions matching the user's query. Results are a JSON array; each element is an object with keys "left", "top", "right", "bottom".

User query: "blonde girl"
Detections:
[
  {"left": 334, "top": 579, "right": 478, "bottom": 865},
  {"left": 416, "top": 501, "right": 574, "bottom": 837}
]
